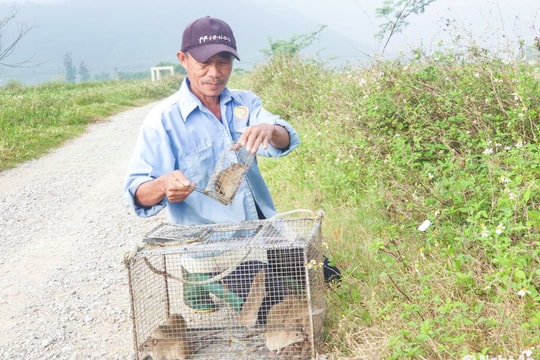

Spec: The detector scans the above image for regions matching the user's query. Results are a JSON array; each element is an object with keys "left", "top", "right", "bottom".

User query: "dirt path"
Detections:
[{"left": 0, "top": 103, "right": 166, "bottom": 359}]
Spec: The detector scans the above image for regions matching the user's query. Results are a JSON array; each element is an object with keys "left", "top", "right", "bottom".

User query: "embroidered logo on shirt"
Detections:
[{"left": 233, "top": 106, "right": 249, "bottom": 121}]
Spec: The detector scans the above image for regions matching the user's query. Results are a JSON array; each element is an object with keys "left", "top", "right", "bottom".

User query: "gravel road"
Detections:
[{"left": 0, "top": 103, "right": 167, "bottom": 359}]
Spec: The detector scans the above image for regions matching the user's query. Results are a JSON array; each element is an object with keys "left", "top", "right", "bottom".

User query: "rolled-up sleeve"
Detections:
[
  {"left": 123, "top": 117, "right": 175, "bottom": 218},
  {"left": 269, "top": 117, "right": 301, "bottom": 156},
  {"left": 124, "top": 176, "right": 167, "bottom": 217}
]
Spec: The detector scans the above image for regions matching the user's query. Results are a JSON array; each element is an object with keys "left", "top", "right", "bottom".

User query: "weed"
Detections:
[
  {"left": 253, "top": 49, "right": 539, "bottom": 358},
  {"left": 0, "top": 78, "right": 178, "bottom": 170}
]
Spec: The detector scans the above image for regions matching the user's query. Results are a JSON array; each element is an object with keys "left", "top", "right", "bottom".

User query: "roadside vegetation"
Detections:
[
  {"left": 1, "top": 43, "right": 539, "bottom": 359},
  {"left": 243, "top": 51, "right": 539, "bottom": 358},
  {"left": 0, "top": 79, "right": 178, "bottom": 170}
]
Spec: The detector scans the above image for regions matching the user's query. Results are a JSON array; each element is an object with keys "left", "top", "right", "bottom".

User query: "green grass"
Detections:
[
  {"left": 236, "top": 52, "right": 539, "bottom": 359},
  {"left": 3, "top": 50, "right": 539, "bottom": 359},
  {"left": 0, "top": 78, "right": 179, "bottom": 171}
]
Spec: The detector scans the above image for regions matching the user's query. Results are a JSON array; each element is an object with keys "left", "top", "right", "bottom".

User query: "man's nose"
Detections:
[{"left": 206, "top": 61, "right": 223, "bottom": 77}]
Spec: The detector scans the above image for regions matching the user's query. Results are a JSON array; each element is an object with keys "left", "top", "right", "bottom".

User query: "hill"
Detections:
[{"left": 0, "top": 0, "right": 370, "bottom": 84}]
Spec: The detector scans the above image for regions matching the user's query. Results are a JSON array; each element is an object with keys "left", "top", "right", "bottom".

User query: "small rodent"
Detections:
[
  {"left": 214, "top": 162, "right": 248, "bottom": 204},
  {"left": 140, "top": 313, "right": 192, "bottom": 360}
]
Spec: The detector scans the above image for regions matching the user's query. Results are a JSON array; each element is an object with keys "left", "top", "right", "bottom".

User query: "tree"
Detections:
[
  {"left": 376, "top": 0, "right": 436, "bottom": 54},
  {"left": 79, "top": 61, "right": 90, "bottom": 82},
  {"left": 63, "top": 52, "right": 76, "bottom": 83},
  {"left": 261, "top": 25, "right": 327, "bottom": 58},
  {"left": 93, "top": 72, "right": 110, "bottom": 81},
  {"left": 0, "top": 11, "right": 32, "bottom": 67}
]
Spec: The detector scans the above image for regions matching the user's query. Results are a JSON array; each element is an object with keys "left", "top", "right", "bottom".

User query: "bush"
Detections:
[{"left": 249, "top": 50, "right": 539, "bottom": 359}]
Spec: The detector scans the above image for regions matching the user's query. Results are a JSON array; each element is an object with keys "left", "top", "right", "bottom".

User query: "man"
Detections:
[
  {"left": 124, "top": 16, "right": 300, "bottom": 224},
  {"left": 124, "top": 16, "right": 304, "bottom": 313}
]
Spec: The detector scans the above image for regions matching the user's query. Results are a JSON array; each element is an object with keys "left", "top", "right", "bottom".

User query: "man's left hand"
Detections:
[{"left": 234, "top": 124, "right": 289, "bottom": 153}]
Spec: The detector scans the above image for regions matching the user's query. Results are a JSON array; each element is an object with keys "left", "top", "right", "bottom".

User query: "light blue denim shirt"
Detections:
[{"left": 123, "top": 78, "right": 300, "bottom": 225}]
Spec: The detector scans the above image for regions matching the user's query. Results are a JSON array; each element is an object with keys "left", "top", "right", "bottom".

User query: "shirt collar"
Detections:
[{"left": 178, "top": 78, "right": 235, "bottom": 121}]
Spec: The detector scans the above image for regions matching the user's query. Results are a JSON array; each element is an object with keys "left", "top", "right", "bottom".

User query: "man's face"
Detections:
[{"left": 178, "top": 51, "right": 233, "bottom": 101}]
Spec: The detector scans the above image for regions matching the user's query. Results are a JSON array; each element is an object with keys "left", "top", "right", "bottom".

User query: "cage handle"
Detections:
[
  {"left": 140, "top": 248, "right": 253, "bottom": 286},
  {"left": 270, "top": 208, "right": 324, "bottom": 219}
]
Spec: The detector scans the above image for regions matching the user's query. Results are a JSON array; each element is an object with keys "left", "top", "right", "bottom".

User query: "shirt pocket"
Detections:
[{"left": 180, "top": 141, "right": 215, "bottom": 189}]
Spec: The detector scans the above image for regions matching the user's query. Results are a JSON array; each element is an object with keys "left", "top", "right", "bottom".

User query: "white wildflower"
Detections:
[
  {"left": 499, "top": 175, "right": 511, "bottom": 184},
  {"left": 517, "top": 288, "right": 531, "bottom": 298},
  {"left": 480, "top": 224, "right": 489, "bottom": 237},
  {"left": 521, "top": 347, "right": 534, "bottom": 358}
]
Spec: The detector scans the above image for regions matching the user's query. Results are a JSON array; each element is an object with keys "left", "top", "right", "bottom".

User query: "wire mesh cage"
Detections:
[
  {"left": 198, "top": 145, "right": 254, "bottom": 205},
  {"left": 124, "top": 211, "right": 327, "bottom": 360}
]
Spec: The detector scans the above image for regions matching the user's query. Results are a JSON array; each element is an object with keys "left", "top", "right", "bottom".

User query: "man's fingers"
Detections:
[
  {"left": 234, "top": 124, "right": 273, "bottom": 153},
  {"left": 231, "top": 141, "right": 243, "bottom": 151},
  {"left": 170, "top": 171, "right": 193, "bottom": 189},
  {"left": 175, "top": 178, "right": 191, "bottom": 188}
]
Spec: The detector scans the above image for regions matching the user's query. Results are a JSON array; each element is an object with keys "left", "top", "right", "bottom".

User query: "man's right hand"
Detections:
[
  {"left": 134, "top": 170, "right": 196, "bottom": 206},
  {"left": 161, "top": 170, "right": 196, "bottom": 203}
]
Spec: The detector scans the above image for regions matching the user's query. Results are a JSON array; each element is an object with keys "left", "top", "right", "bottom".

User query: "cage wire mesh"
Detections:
[
  {"left": 124, "top": 211, "right": 327, "bottom": 360},
  {"left": 196, "top": 144, "right": 254, "bottom": 205}
]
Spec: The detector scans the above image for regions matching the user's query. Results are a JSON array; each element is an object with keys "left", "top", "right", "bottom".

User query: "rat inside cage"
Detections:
[{"left": 124, "top": 211, "right": 326, "bottom": 360}]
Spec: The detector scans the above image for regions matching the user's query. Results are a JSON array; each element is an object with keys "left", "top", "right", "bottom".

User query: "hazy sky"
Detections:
[
  {"left": 2, "top": 0, "right": 538, "bottom": 49},
  {"left": 1, "top": 0, "right": 538, "bottom": 84},
  {"left": 2, "top": 0, "right": 538, "bottom": 55},
  {"left": 270, "top": 0, "right": 539, "bottom": 54}
]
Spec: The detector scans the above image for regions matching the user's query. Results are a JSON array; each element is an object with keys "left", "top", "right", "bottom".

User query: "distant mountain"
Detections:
[{"left": 0, "top": 0, "right": 369, "bottom": 85}]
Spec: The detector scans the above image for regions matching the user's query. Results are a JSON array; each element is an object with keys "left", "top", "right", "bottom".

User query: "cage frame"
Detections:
[{"left": 124, "top": 210, "right": 326, "bottom": 360}]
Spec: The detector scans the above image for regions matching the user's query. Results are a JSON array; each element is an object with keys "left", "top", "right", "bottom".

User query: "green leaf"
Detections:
[{"left": 514, "top": 269, "right": 526, "bottom": 280}]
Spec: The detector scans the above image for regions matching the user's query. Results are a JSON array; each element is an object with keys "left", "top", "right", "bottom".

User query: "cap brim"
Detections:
[{"left": 189, "top": 44, "right": 240, "bottom": 63}]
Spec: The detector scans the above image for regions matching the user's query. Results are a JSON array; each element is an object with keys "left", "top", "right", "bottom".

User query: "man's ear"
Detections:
[{"left": 177, "top": 51, "right": 188, "bottom": 68}]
